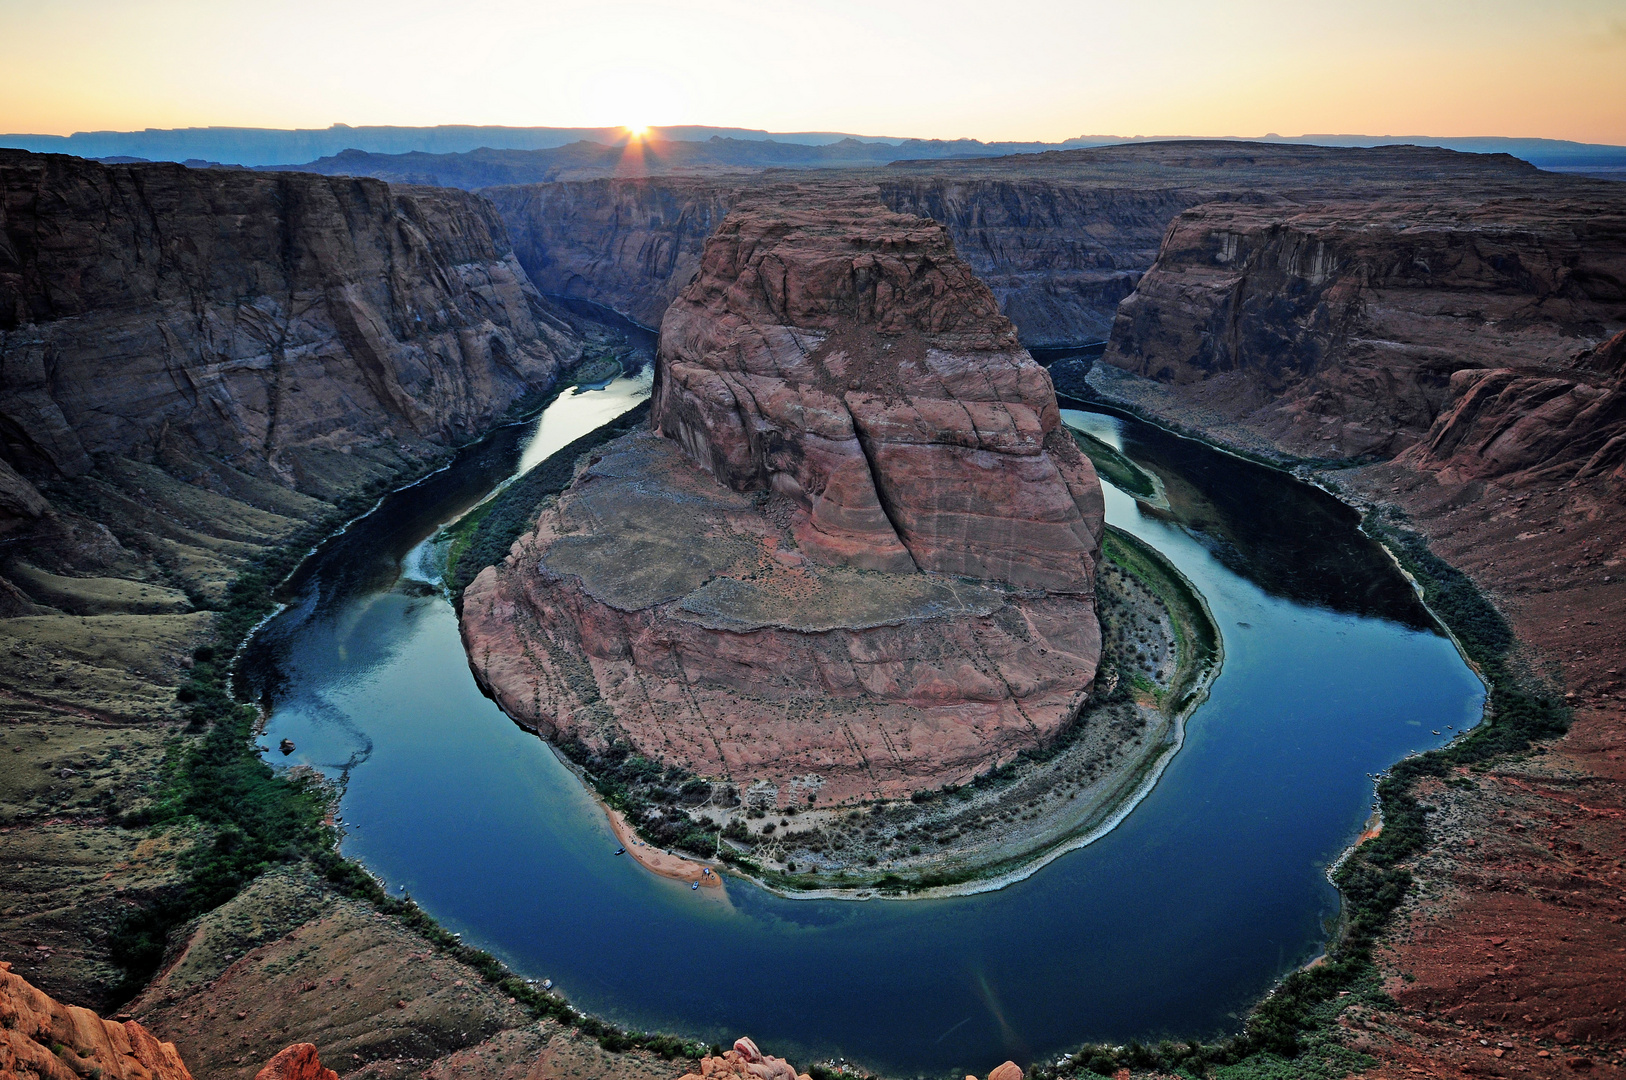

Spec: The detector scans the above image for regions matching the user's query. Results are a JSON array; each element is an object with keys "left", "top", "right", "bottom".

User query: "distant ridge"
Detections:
[
  {"left": 0, "top": 123, "right": 1621, "bottom": 176},
  {"left": 0, "top": 123, "right": 1111, "bottom": 168}
]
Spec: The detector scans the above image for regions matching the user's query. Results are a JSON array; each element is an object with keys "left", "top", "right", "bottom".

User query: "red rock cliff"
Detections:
[
  {"left": 1103, "top": 191, "right": 1626, "bottom": 472},
  {"left": 0, "top": 960, "right": 192, "bottom": 1080}
]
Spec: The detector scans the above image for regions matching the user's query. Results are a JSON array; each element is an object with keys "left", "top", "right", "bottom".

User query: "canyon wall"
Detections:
[
  {"left": 484, "top": 173, "right": 1179, "bottom": 347},
  {"left": 483, "top": 177, "right": 746, "bottom": 329},
  {"left": 873, "top": 178, "right": 1194, "bottom": 346},
  {"left": 0, "top": 150, "right": 581, "bottom": 1010},
  {"left": 0, "top": 149, "right": 580, "bottom": 498},
  {"left": 482, "top": 142, "right": 1546, "bottom": 351},
  {"left": 1102, "top": 191, "right": 1626, "bottom": 475},
  {"left": 463, "top": 194, "right": 1104, "bottom": 803}
]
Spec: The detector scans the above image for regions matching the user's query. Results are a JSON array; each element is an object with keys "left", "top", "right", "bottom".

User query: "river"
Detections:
[{"left": 245, "top": 366, "right": 1484, "bottom": 1077}]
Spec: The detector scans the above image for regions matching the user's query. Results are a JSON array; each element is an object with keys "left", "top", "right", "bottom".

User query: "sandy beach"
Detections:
[{"left": 600, "top": 801, "right": 724, "bottom": 889}]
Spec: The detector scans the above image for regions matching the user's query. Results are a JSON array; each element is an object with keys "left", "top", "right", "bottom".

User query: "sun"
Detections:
[{"left": 624, "top": 124, "right": 649, "bottom": 140}]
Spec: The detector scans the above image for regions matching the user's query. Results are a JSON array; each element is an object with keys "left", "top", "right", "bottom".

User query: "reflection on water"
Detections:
[
  {"left": 1061, "top": 409, "right": 1433, "bottom": 628},
  {"left": 247, "top": 390, "right": 1484, "bottom": 1075}
]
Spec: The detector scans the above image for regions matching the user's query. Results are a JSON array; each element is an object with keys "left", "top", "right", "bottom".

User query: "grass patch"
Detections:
[
  {"left": 1102, "top": 525, "right": 1220, "bottom": 711},
  {"left": 1072, "top": 427, "right": 1158, "bottom": 498},
  {"left": 447, "top": 400, "right": 650, "bottom": 599}
]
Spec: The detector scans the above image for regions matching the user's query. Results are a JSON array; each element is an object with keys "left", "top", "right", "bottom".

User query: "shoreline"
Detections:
[
  {"left": 697, "top": 524, "right": 1225, "bottom": 903},
  {"left": 597, "top": 795, "right": 725, "bottom": 890}
]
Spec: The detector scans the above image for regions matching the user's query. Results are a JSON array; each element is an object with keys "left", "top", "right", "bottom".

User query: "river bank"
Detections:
[
  {"left": 635, "top": 518, "right": 1224, "bottom": 903},
  {"left": 248, "top": 373, "right": 1484, "bottom": 1075}
]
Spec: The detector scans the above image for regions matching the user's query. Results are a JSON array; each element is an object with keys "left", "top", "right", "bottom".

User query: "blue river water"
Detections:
[{"left": 248, "top": 377, "right": 1484, "bottom": 1078}]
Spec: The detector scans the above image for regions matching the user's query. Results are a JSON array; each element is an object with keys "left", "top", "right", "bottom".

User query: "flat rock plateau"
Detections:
[{"left": 463, "top": 193, "right": 1107, "bottom": 810}]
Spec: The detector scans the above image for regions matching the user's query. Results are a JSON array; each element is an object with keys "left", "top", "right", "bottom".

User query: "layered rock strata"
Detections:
[
  {"left": 485, "top": 142, "right": 1546, "bottom": 348},
  {"left": 1103, "top": 192, "right": 1626, "bottom": 470},
  {"left": 464, "top": 198, "right": 1105, "bottom": 803},
  {"left": 0, "top": 149, "right": 580, "bottom": 493},
  {"left": 0, "top": 960, "right": 192, "bottom": 1080}
]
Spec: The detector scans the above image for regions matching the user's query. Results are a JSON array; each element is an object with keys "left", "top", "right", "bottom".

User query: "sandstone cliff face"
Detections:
[
  {"left": 463, "top": 197, "right": 1104, "bottom": 803},
  {"left": 0, "top": 960, "right": 192, "bottom": 1080},
  {"left": 653, "top": 195, "right": 1104, "bottom": 590},
  {"left": 1103, "top": 192, "right": 1626, "bottom": 465},
  {"left": 0, "top": 150, "right": 580, "bottom": 490},
  {"left": 484, "top": 177, "right": 744, "bottom": 329},
  {"left": 484, "top": 142, "right": 1544, "bottom": 351}
]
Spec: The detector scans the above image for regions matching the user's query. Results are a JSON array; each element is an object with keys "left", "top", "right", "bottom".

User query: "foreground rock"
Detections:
[
  {"left": 464, "top": 195, "right": 1104, "bottom": 805},
  {"left": 255, "top": 1044, "right": 338, "bottom": 1080},
  {"left": 1, "top": 959, "right": 192, "bottom": 1080}
]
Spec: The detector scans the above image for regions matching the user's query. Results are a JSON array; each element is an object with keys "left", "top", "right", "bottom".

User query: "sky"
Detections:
[{"left": 3, "top": 0, "right": 1625, "bottom": 144}]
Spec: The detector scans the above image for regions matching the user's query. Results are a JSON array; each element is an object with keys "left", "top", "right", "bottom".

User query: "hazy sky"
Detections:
[{"left": 3, "top": 0, "right": 1624, "bottom": 142}]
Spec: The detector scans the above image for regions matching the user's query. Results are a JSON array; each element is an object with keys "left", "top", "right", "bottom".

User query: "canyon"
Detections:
[
  {"left": 0, "top": 148, "right": 662, "bottom": 1080},
  {"left": 0, "top": 136, "right": 1623, "bottom": 1080},
  {"left": 461, "top": 192, "right": 1108, "bottom": 813},
  {"left": 482, "top": 142, "right": 1545, "bottom": 347}
]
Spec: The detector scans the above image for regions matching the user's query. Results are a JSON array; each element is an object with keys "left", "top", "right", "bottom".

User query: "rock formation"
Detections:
[
  {"left": 463, "top": 196, "right": 1105, "bottom": 803},
  {"left": 677, "top": 1037, "right": 811, "bottom": 1080},
  {"left": 1103, "top": 192, "right": 1626, "bottom": 466},
  {"left": 0, "top": 149, "right": 580, "bottom": 492},
  {"left": 0, "top": 960, "right": 192, "bottom": 1080},
  {"left": 1400, "top": 328, "right": 1626, "bottom": 485},
  {"left": 677, "top": 1038, "right": 1021, "bottom": 1080},
  {"left": 253, "top": 1044, "right": 338, "bottom": 1080},
  {"left": 652, "top": 197, "right": 1104, "bottom": 590},
  {"left": 0, "top": 150, "right": 581, "bottom": 1009},
  {"left": 484, "top": 142, "right": 1545, "bottom": 349}
]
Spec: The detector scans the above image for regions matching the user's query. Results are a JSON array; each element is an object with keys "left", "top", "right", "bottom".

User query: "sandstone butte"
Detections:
[{"left": 463, "top": 195, "right": 1106, "bottom": 805}]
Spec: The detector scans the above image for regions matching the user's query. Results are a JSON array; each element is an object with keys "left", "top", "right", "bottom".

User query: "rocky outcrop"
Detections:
[
  {"left": 652, "top": 195, "right": 1104, "bottom": 590},
  {"left": 0, "top": 960, "right": 192, "bottom": 1080},
  {"left": 1103, "top": 191, "right": 1626, "bottom": 463},
  {"left": 0, "top": 150, "right": 580, "bottom": 490},
  {"left": 1400, "top": 329, "right": 1626, "bottom": 484},
  {"left": 253, "top": 1044, "right": 337, "bottom": 1080},
  {"left": 462, "top": 197, "right": 1104, "bottom": 804},
  {"left": 676, "top": 1037, "right": 1021, "bottom": 1080},
  {"left": 677, "top": 1037, "right": 810, "bottom": 1080}
]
